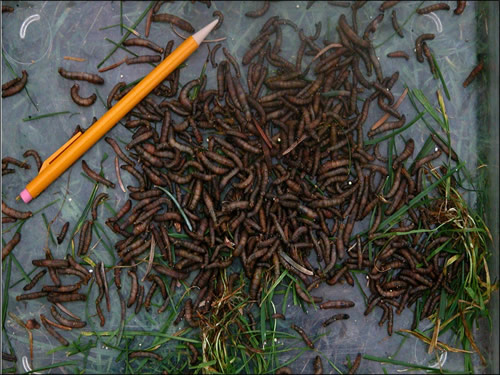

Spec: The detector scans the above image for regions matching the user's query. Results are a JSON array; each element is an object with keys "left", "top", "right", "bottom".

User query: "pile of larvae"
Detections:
[{"left": 8, "top": 1, "right": 466, "bottom": 370}]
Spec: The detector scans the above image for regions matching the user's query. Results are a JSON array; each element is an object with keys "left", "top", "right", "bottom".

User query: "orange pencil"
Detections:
[{"left": 19, "top": 19, "right": 218, "bottom": 203}]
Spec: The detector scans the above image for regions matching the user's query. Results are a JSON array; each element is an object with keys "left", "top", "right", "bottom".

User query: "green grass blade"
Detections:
[
  {"left": 22, "top": 111, "right": 71, "bottom": 122},
  {"left": 430, "top": 52, "right": 451, "bottom": 100},
  {"left": 154, "top": 186, "right": 193, "bottom": 231}
]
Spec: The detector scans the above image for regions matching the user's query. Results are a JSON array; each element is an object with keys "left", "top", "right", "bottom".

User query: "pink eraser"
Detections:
[{"left": 20, "top": 189, "right": 33, "bottom": 203}]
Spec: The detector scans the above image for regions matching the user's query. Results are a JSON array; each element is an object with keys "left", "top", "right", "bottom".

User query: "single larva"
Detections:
[
  {"left": 32, "top": 259, "right": 68, "bottom": 268},
  {"left": 91, "top": 193, "right": 109, "bottom": 221},
  {"left": 135, "top": 285, "right": 145, "bottom": 314},
  {"left": 23, "top": 270, "right": 47, "bottom": 291},
  {"left": 245, "top": 0, "right": 270, "bottom": 17},
  {"left": 144, "top": 283, "right": 158, "bottom": 311},
  {"left": 348, "top": 353, "right": 362, "bottom": 374},
  {"left": 152, "top": 13, "right": 195, "bottom": 33},
  {"left": 47, "top": 293, "right": 87, "bottom": 303},
  {"left": 42, "top": 283, "right": 81, "bottom": 293},
  {"left": 23, "top": 149, "right": 42, "bottom": 171},
  {"left": 106, "top": 82, "right": 126, "bottom": 108},
  {"left": 416, "top": 3, "right": 450, "bottom": 15},
  {"left": 2, "top": 232, "right": 20, "bottom": 261},
  {"left": 16, "top": 291, "right": 48, "bottom": 301},
  {"left": 422, "top": 42, "right": 436, "bottom": 75},
  {"left": 431, "top": 134, "right": 459, "bottom": 161},
  {"left": 2, "top": 201, "right": 32, "bottom": 219},
  {"left": 379, "top": 0, "right": 399, "bottom": 11},
  {"left": 313, "top": 356, "right": 323, "bottom": 375},
  {"left": 126, "top": 55, "right": 162, "bottom": 65},
  {"left": 413, "top": 149, "right": 442, "bottom": 172},
  {"left": 392, "top": 139, "right": 415, "bottom": 169},
  {"left": 129, "top": 351, "right": 163, "bottom": 361},
  {"left": 58, "top": 67, "right": 104, "bottom": 84},
  {"left": 454, "top": 0, "right": 466, "bottom": 15},
  {"left": 391, "top": 10, "right": 404, "bottom": 38},
  {"left": 82, "top": 160, "right": 115, "bottom": 188},
  {"left": 123, "top": 37, "right": 164, "bottom": 53},
  {"left": 2, "top": 70, "right": 28, "bottom": 98},
  {"left": 322, "top": 313, "right": 350, "bottom": 327},
  {"left": 319, "top": 300, "right": 355, "bottom": 309},
  {"left": 291, "top": 324, "right": 314, "bottom": 349},
  {"left": 463, "top": 60, "right": 484, "bottom": 88},
  {"left": 77, "top": 220, "right": 92, "bottom": 256},
  {"left": 70, "top": 84, "right": 97, "bottom": 106},
  {"left": 275, "top": 367, "right": 293, "bottom": 375},
  {"left": 387, "top": 50, "right": 409, "bottom": 60}
]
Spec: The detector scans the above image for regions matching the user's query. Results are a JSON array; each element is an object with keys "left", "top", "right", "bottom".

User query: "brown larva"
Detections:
[
  {"left": 417, "top": 3, "right": 450, "bottom": 15},
  {"left": 2, "top": 70, "right": 28, "bottom": 97},
  {"left": 152, "top": 13, "right": 194, "bottom": 33},
  {"left": 291, "top": 324, "right": 314, "bottom": 349},
  {"left": 82, "top": 160, "right": 115, "bottom": 188},
  {"left": 70, "top": 84, "right": 97, "bottom": 106},
  {"left": 245, "top": 0, "right": 270, "bottom": 18},
  {"left": 58, "top": 67, "right": 104, "bottom": 84}
]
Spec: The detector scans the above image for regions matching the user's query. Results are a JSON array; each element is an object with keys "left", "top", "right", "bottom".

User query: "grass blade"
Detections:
[
  {"left": 430, "top": 52, "right": 451, "bottom": 100},
  {"left": 154, "top": 186, "right": 193, "bottom": 231},
  {"left": 22, "top": 111, "right": 71, "bottom": 122}
]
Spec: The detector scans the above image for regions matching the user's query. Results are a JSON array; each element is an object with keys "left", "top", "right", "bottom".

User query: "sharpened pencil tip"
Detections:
[
  {"left": 192, "top": 19, "right": 219, "bottom": 45},
  {"left": 16, "top": 196, "right": 21, "bottom": 201}
]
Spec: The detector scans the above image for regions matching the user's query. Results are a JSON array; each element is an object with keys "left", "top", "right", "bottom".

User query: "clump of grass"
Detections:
[
  {"left": 421, "top": 178, "right": 497, "bottom": 365},
  {"left": 197, "top": 271, "right": 254, "bottom": 373}
]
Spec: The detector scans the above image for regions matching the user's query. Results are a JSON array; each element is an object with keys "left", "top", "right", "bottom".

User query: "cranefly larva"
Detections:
[
  {"left": 152, "top": 13, "right": 195, "bottom": 33},
  {"left": 126, "top": 55, "right": 162, "bottom": 65},
  {"left": 2, "top": 232, "right": 21, "bottom": 261},
  {"left": 454, "top": 0, "right": 466, "bottom": 15},
  {"left": 291, "top": 324, "right": 314, "bottom": 349},
  {"left": 2, "top": 201, "right": 32, "bottom": 219},
  {"left": 2, "top": 70, "right": 28, "bottom": 98},
  {"left": 70, "top": 84, "right": 97, "bottom": 106},
  {"left": 123, "top": 37, "right": 164, "bottom": 53},
  {"left": 245, "top": 0, "right": 270, "bottom": 18},
  {"left": 58, "top": 67, "right": 104, "bottom": 84},
  {"left": 416, "top": 3, "right": 450, "bottom": 15},
  {"left": 387, "top": 51, "right": 409, "bottom": 60},
  {"left": 463, "top": 60, "right": 484, "bottom": 88},
  {"left": 81, "top": 160, "right": 115, "bottom": 188},
  {"left": 23, "top": 149, "right": 42, "bottom": 171},
  {"left": 23, "top": 270, "right": 47, "bottom": 291},
  {"left": 348, "top": 353, "right": 362, "bottom": 374}
]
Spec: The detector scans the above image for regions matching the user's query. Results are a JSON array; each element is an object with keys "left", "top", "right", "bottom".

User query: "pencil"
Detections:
[{"left": 18, "top": 19, "right": 219, "bottom": 203}]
